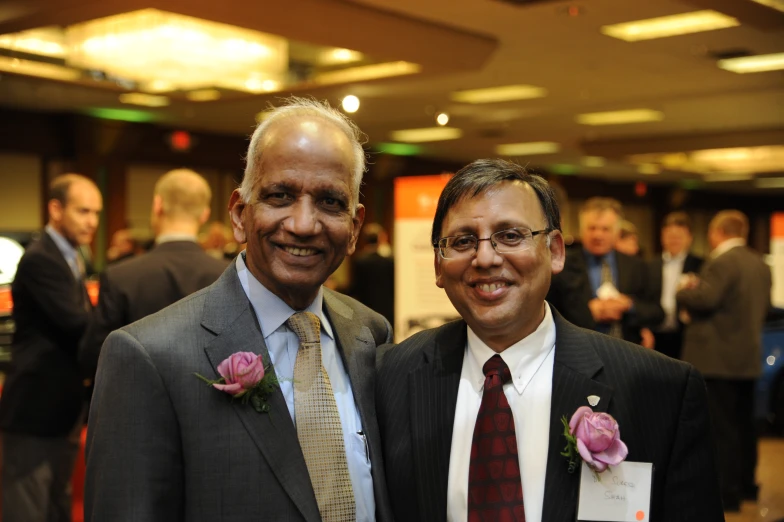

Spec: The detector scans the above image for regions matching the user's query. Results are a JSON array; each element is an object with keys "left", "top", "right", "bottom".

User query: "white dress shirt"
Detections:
[
  {"left": 659, "top": 251, "right": 687, "bottom": 331},
  {"left": 711, "top": 237, "right": 746, "bottom": 259},
  {"left": 235, "top": 254, "right": 375, "bottom": 521},
  {"left": 447, "top": 304, "right": 556, "bottom": 522}
]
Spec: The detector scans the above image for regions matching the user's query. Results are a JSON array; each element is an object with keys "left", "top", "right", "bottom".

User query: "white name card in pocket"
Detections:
[{"left": 577, "top": 461, "right": 653, "bottom": 522}]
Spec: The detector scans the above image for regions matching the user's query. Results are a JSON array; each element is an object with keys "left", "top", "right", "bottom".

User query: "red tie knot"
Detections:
[{"left": 482, "top": 354, "right": 512, "bottom": 388}]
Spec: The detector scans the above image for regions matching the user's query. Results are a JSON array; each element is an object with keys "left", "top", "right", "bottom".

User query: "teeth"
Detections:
[
  {"left": 285, "top": 247, "right": 317, "bottom": 256},
  {"left": 479, "top": 283, "right": 505, "bottom": 292}
]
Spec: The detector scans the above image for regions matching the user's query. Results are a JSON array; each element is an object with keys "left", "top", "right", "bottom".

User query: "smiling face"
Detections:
[
  {"left": 229, "top": 117, "right": 364, "bottom": 310},
  {"left": 434, "top": 180, "right": 564, "bottom": 351}
]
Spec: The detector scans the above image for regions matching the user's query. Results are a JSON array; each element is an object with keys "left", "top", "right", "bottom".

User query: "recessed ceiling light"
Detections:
[
  {"left": 601, "top": 10, "right": 739, "bottom": 42},
  {"left": 576, "top": 109, "right": 664, "bottom": 126},
  {"left": 342, "top": 95, "right": 360, "bottom": 113},
  {"left": 496, "top": 142, "right": 560, "bottom": 156},
  {"left": 118, "top": 92, "right": 170, "bottom": 107},
  {"left": 389, "top": 127, "right": 462, "bottom": 143},
  {"left": 450, "top": 84, "right": 547, "bottom": 104},
  {"left": 748, "top": 0, "right": 784, "bottom": 13},
  {"left": 436, "top": 113, "right": 449, "bottom": 126},
  {"left": 717, "top": 52, "right": 784, "bottom": 73}
]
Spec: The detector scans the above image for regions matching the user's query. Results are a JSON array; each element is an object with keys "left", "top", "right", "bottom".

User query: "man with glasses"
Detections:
[{"left": 376, "top": 159, "right": 723, "bottom": 522}]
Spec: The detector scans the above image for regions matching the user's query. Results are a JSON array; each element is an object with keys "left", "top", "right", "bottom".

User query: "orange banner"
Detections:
[{"left": 394, "top": 174, "right": 453, "bottom": 220}]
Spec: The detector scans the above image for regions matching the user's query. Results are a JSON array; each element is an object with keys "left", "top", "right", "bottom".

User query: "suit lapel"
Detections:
[
  {"left": 201, "top": 267, "right": 320, "bottom": 522},
  {"left": 408, "top": 320, "right": 465, "bottom": 521},
  {"left": 542, "top": 310, "right": 614, "bottom": 522}
]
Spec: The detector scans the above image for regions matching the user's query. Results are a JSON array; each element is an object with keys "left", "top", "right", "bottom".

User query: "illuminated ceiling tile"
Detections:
[
  {"left": 717, "top": 53, "right": 784, "bottom": 74},
  {"left": 601, "top": 10, "right": 739, "bottom": 42},
  {"left": 0, "top": 56, "right": 81, "bottom": 81},
  {"left": 450, "top": 84, "right": 547, "bottom": 104},
  {"left": 118, "top": 92, "right": 170, "bottom": 107},
  {"left": 496, "top": 142, "right": 560, "bottom": 156},
  {"left": 389, "top": 127, "right": 462, "bottom": 143},
  {"left": 576, "top": 109, "right": 664, "bottom": 126}
]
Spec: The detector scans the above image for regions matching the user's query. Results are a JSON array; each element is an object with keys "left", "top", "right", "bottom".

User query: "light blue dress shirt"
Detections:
[
  {"left": 46, "top": 225, "right": 80, "bottom": 279},
  {"left": 235, "top": 253, "right": 374, "bottom": 521},
  {"left": 584, "top": 248, "right": 618, "bottom": 297}
]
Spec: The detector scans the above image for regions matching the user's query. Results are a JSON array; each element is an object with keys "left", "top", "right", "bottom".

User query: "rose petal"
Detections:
[
  {"left": 593, "top": 439, "right": 629, "bottom": 467},
  {"left": 583, "top": 425, "right": 614, "bottom": 453},
  {"left": 576, "top": 438, "right": 595, "bottom": 465},
  {"left": 213, "top": 382, "right": 243, "bottom": 396},
  {"left": 590, "top": 460, "right": 608, "bottom": 473},
  {"left": 569, "top": 406, "right": 593, "bottom": 434}
]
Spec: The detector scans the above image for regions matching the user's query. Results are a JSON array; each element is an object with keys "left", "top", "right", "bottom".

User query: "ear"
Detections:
[
  {"left": 198, "top": 207, "right": 211, "bottom": 226},
  {"left": 346, "top": 204, "right": 366, "bottom": 256},
  {"left": 151, "top": 195, "right": 164, "bottom": 217},
  {"left": 549, "top": 230, "right": 566, "bottom": 275},
  {"left": 434, "top": 250, "right": 445, "bottom": 288},
  {"left": 228, "top": 190, "right": 247, "bottom": 244},
  {"left": 48, "top": 199, "right": 63, "bottom": 223}
]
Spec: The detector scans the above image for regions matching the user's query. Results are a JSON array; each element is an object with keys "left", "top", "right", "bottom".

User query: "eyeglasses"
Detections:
[{"left": 434, "top": 227, "right": 552, "bottom": 259}]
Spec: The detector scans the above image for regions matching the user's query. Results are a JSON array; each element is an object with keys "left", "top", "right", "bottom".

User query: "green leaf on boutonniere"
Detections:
[{"left": 560, "top": 415, "right": 581, "bottom": 474}]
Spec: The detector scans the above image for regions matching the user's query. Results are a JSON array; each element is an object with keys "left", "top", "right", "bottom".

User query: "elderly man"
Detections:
[
  {"left": 377, "top": 159, "right": 723, "bottom": 522},
  {"left": 578, "top": 198, "right": 663, "bottom": 344},
  {"left": 677, "top": 210, "right": 772, "bottom": 512},
  {"left": 0, "top": 174, "right": 102, "bottom": 522},
  {"left": 80, "top": 169, "right": 227, "bottom": 386},
  {"left": 85, "top": 98, "right": 394, "bottom": 522}
]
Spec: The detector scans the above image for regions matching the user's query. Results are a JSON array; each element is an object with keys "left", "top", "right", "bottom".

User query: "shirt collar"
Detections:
[
  {"left": 662, "top": 250, "right": 687, "bottom": 263},
  {"left": 45, "top": 224, "right": 78, "bottom": 262},
  {"left": 465, "top": 303, "right": 556, "bottom": 395},
  {"left": 235, "top": 252, "right": 333, "bottom": 341},
  {"left": 711, "top": 237, "right": 745, "bottom": 259},
  {"left": 583, "top": 248, "right": 615, "bottom": 265},
  {"left": 156, "top": 233, "right": 198, "bottom": 244}
]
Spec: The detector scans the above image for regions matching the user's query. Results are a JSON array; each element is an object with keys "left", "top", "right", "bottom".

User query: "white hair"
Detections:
[{"left": 240, "top": 97, "right": 367, "bottom": 211}]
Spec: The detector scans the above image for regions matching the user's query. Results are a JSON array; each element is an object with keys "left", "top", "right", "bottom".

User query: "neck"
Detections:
[{"left": 155, "top": 219, "right": 200, "bottom": 238}]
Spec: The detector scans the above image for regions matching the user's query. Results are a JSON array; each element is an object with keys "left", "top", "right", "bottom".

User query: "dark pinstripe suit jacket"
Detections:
[{"left": 377, "top": 307, "right": 724, "bottom": 522}]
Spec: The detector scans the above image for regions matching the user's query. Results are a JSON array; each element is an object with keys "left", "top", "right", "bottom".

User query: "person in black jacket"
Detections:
[
  {"left": 0, "top": 173, "right": 102, "bottom": 522},
  {"left": 80, "top": 169, "right": 226, "bottom": 383}
]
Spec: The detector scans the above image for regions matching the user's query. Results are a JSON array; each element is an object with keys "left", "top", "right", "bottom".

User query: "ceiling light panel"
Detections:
[
  {"left": 118, "top": 92, "right": 170, "bottom": 107},
  {"left": 389, "top": 127, "right": 462, "bottom": 143},
  {"left": 601, "top": 10, "right": 739, "bottom": 42},
  {"left": 717, "top": 53, "right": 784, "bottom": 74},
  {"left": 450, "top": 84, "right": 547, "bottom": 104},
  {"left": 749, "top": 0, "right": 784, "bottom": 13},
  {"left": 576, "top": 109, "right": 664, "bottom": 126},
  {"left": 0, "top": 56, "right": 81, "bottom": 81},
  {"left": 496, "top": 142, "right": 560, "bottom": 156}
]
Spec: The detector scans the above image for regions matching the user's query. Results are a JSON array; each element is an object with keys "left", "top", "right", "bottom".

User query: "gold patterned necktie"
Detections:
[
  {"left": 601, "top": 258, "right": 623, "bottom": 339},
  {"left": 287, "top": 311, "right": 356, "bottom": 521}
]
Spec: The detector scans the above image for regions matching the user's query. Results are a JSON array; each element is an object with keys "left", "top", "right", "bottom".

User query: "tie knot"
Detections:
[
  {"left": 482, "top": 354, "right": 512, "bottom": 388},
  {"left": 287, "top": 311, "right": 321, "bottom": 344}
]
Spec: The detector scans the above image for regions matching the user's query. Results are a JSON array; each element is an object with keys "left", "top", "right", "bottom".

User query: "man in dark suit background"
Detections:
[
  {"left": 0, "top": 174, "right": 102, "bottom": 522},
  {"left": 350, "top": 223, "right": 395, "bottom": 325},
  {"left": 650, "top": 212, "right": 703, "bottom": 360},
  {"left": 677, "top": 210, "right": 771, "bottom": 512},
  {"left": 579, "top": 197, "right": 663, "bottom": 344},
  {"left": 80, "top": 168, "right": 226, "bottom": 383},
  {"left": 85, "top": 98, "right": 394, "bottom": 522},
  {"left": 377, "top": 159, "right": 723, "bottom": 522}
]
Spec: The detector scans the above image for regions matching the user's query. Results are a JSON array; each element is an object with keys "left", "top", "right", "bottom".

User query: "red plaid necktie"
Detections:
[{"left": 468, "top": 354, "right": 525, "bottom": 522}]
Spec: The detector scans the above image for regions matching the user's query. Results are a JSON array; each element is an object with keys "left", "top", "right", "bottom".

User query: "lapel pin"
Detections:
[{"left": 587, "top": 395, "right": 600, "bottom": 407}]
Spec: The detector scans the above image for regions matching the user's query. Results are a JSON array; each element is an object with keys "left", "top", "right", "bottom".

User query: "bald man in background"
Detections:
[{"left": 80, "top": 169, "right": 227, "bottom": 382}]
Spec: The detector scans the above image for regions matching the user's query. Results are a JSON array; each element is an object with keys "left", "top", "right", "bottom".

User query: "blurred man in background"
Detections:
[
  {"left": 0, "top": 174, "right": 102, "bottom": 522},
  {"left": 579, "top": 197, "right": 663, "bottom": 344},
  {"left": 677, "top": 210, "right": 772, "bottom": 512},
  {"left": 80, "top": 169, "right": 226, "bottom": 384},
  {"left": 615, "top": 219, "right": 641, "bottom": 257},
  {"left": 350, "top": 223, "right": 395, "bottom": 325},
  {"left": 651, "top": 212, "right": 703, "bottom": 360}
]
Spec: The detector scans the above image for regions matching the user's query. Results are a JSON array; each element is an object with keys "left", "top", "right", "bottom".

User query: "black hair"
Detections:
[{"left": 430, "top": 159, "right": 561, "bottom": 246}]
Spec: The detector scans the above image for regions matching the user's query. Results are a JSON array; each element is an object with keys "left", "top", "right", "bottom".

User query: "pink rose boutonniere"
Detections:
[
  {"left": 561, "top": 406, "right": 628, "bottom": 475},
  {"left": 195, "top": 352, "right": 279, "bottom": 413}
]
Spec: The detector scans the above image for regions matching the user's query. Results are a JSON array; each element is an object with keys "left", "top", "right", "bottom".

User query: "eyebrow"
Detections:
[{"left": 444, "top": 221, "right": 536, "bottom": 236}]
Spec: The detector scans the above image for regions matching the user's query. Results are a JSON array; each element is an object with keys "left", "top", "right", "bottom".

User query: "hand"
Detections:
[
  {"left": 677, "top": 273, "right": 699, "bottom": 291},
  {"left": 602, "top": 295, "right": 633, "bottom": 321}
]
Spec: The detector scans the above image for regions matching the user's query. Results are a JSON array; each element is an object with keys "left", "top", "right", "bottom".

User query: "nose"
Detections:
[
  {"left": 472, "top": 238, "right": 502, "bottom": 269},
  {"left": 283, "top": 198, "right": 321, "bottom": 237}
]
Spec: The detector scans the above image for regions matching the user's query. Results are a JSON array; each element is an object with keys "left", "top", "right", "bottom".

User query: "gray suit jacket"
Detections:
[
  {"left": 85, "top": 263, "right": 394, "bottom": 522},
  {"left": 677, "top": 245, "right": 772, "bottom": 379}
]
